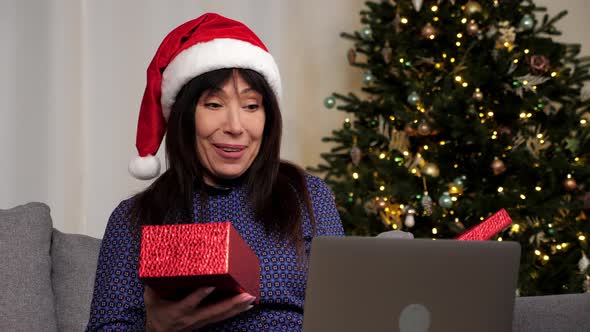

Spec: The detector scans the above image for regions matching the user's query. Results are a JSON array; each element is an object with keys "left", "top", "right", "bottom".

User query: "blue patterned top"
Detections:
[{"left": 86, "top": 174, "right": 344, "bottom": 331}]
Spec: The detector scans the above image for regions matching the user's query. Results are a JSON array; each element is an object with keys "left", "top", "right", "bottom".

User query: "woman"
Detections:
[{"left": 86, "top": 13, "right": 344, "bottom": 331}]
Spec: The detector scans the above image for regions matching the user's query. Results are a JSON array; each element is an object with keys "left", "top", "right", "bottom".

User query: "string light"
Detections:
[
  {"left": 581, "top": 119, "right": 588, "bottom": 125},
  {"left": 487, "top": 111, "right": 494, "bottom": 117},
  {"left": 431, "top": 5, "right": 438, "bottom": 12},
  {"left": 511, "top": 224, "right": 520, "bottom": 232},
  {"left": 401, "top": 17, "right": 408, "bottom": 24},
  {"left": 534, "top": 250, "right": 541, "bottom": 256},
  {"left": 453, "top": 164, "right": 459, "bottom": 168},
  {"left": 439, "top": 141, "right": 446, "bottom": 146},
  {"left": 442, "top": 53, "right": 447, "bottom": 58},
  {"left": 389, "top": 115, "right": 395, "bottom": 121},
  {"left": 455, "top": 76, "right": 462, "bottom": 82},
  {"left": 399, "top": 58, "right": 405, "bottom": 63},
  {"left": 403, "top": 151, "right": 409, "bottom": 156},
  {"left": 352, "top": 172, "right": 359, "bottom": 179},
  {"left": 551, "top": 71, "right": 557, "bottom": 77},
  {"left": 433, "top": 17, "right": 439, "bottom": 22},
  {"left": 457, "top": 33, "right": 463, "bottom": 38},
  {"left": 411, "top": 168, "right": 418, "bottom": 174},
  {"left": 513, "top": 59, "right": 519, "bottom": 63},
  {"left": 456, "top": 41, "right": 462, "bottom": 47},
  {"left": 524, "top": 49, "right": 530, "bottom": 54},
  {"left": 580, "top": 235, "right": 587, "bottom": 241},
  {"left": 461, "top": 18, "right": 467, "bottom": 24},
  {"left": 535, "top": 186, "right": 542, "bottom": 191},
  {"left": 462, "top": 82, "right": 468, "bottom": 87},
  {"left": 379, "top": 185, "right": 385, "bottom": 191},
  {"left": 497, "top": 237, "right": 503, "bottom": 241},
  {"left": 450, "top": 58, "right": 456, "bottom": 63},
  {"left": 432, "top": 228, "right": 438, "bottom": 235},
  {"left": 379, "top": 153, "right": 386, "bottom": 159},
  {"left": 520, "top": 194, "right": 526, "bottom": 200},
  {"left": 423, "top": 145, "right": 429, "bottom": 150},
  {"left": 543, "top": 255, "right": 550, "bottom": 261}
]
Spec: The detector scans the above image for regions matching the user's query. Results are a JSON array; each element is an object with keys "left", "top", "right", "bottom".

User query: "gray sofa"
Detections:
[{"left": 1, "top": 202, "right": 589, "bottom": 331}]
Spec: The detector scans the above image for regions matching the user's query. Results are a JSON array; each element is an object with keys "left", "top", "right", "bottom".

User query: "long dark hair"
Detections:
[{"left": 131, "top": 68, "right": 316, "bottom": 253}]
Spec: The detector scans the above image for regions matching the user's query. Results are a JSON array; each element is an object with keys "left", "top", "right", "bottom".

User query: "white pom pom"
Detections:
[{"left": 128, "top": 155, "right": 161, "bottom": 180}]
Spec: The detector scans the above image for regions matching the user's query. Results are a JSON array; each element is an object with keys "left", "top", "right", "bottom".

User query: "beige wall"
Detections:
[{"left": 1, "top": 1, "right": 589, "bottom": 238}]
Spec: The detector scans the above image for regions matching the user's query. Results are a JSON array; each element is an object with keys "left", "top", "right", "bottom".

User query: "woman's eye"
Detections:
[
  {"left": 205, "top": 102, "right": 222, "bottom": 109},
  {"left": 245, "top": 104, "right": 259, "bottom": 111}
]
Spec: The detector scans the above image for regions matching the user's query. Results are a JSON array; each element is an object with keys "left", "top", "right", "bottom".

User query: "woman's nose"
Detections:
[{"left": 223, "top": 105, "right": 244, "bottom": 135}]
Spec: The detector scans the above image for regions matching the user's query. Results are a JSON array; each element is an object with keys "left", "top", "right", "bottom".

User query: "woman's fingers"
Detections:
[{"left": 190, "top": 293, "right": 256, "bottom": 329}]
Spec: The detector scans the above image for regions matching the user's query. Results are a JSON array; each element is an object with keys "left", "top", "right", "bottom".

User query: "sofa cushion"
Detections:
[
  {"left": 513, "top": 293, "right": 590, "bottom": 332},
  {"left": 0, "top": 202, "right": 58, "bottom": 331},
  {"left": 51, "top": 229, "right": 101, "bottom": 332}
]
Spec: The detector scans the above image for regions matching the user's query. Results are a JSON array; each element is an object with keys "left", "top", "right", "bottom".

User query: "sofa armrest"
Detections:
[
  {"left": 51, "top": 229, "right": 102, "bottom": 332},
  {"left": 513, "top": 293, "right": 590, "bottom": 332}
]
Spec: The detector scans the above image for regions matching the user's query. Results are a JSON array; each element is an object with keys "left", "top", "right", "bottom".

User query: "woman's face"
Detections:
[{"left": 194, "top": 72, "right": 265, "bottom": 185}]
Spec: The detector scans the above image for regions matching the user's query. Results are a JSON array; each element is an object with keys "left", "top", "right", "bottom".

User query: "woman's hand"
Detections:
[{"left": 144, "top": 285, "right": 256, "bottom": 332}]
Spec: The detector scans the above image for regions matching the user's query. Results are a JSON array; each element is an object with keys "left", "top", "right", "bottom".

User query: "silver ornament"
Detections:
[
  {"left": 519, "top": 14, "right": 534, "bottom": 30},
  {"left": 421, "top": 192, "right": 433, "bottom": 215},
  {"left": 412, "top": 0, "right": 423, "bottom": 11},
  {"left": 579, "top": 252, "right": 589, "bottom": 273},
  {"left": 404, "top": 206, "right": 417, "bottom": 228}
]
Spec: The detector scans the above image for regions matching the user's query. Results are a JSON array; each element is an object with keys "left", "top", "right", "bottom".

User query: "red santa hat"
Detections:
[{"left": 128, "top": 13, "right": 282, "bottom": 180}]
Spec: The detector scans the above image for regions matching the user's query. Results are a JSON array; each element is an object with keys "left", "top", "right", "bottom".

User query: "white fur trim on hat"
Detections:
[
  {"left": 128, "top": 155, "right": 161, "bottom": 180},
  {"left": 160, "top": 38, "right": 282, "bottom": 119}
]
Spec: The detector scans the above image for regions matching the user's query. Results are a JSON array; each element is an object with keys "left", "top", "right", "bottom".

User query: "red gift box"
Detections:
[
  {"left": 456, "top": 209, "right": 512, "bottom": 241},
  {"left": 139, "top": 222, "right": 260, "bottom": 303}
]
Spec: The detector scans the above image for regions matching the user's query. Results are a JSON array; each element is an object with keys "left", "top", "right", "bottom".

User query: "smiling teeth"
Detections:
[{"left": 221, "top": 147, "right": 240, "bottom": 152}]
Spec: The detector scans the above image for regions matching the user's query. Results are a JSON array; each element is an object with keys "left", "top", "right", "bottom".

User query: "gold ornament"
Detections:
[
  {"left": 423, "top": 162, "right": 440, "bottom": 178},
  {"left": 491, "top": 158, "right": 506, "bottom": 175},
  {"left": 472, "top": 89, "right": 483, "bottom": 101},
  {"left": 563, "top": 178, "right": 577, "bottom": 191},
  {"left": 421, "top": 23, "right": 436, "bottom": 39},
  {"left": 379, "top": 202, "right": 403, "bottom": 229},
  {"left": 466, "top": 21, "right": 480, "bottom": 35},
  {"left": 464, "top": 1, "right": 482, "bottom": 15},
  {"left": 347, "top": 48, "right": 357, "bottom": 65},
  {"left": 417, "top": 121, "right": 432, "bottom": 135},
  {"left": 449, "top": 183, "right": 464, "bottom": 195}
]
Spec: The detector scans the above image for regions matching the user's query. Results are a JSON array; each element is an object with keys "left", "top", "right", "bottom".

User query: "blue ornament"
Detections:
[
  {"left": 407, "top": 91, "right": 420, "bottom": 106},
  {"left": 453, "top": 176, "right": 466, "bottom": 188},
  {"left": 324, "top": 96, "right": 336, "bottom": 109},
  {"left": 519, "top": 14, "right": 534, "bottom": 30},
  {"left": 361, "top": 26, "right": 372, "bottom": 39},
  {"left": 363, "top": 71, "right": 375, "bottom": 85},
  {"left": 438, "top": 192, "right": 453, "bottom": 208}
]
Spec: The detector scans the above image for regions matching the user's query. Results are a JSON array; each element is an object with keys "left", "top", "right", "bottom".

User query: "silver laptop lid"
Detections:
[{"left": 303, "top": 237, "right": 520, "bottom": 332}]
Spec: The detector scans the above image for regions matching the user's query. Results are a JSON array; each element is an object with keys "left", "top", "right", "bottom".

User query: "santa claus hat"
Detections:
[{"left": 128, "top": 13, "right": 282, "bottom": 180}]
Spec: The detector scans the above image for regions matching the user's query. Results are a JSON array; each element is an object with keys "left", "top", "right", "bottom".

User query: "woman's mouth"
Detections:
[{"left": 213, "top": 144, "right": 246, "bottom": 159}]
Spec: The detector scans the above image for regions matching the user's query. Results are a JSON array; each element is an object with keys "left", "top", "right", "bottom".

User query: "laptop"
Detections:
[{"left": 302, "top": 237, "right": 521, "bottom": 332}]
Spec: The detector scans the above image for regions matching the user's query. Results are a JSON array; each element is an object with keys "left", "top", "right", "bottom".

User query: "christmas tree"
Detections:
[{"left": 312, "top": 0, "right": 590, "bottom": 295}]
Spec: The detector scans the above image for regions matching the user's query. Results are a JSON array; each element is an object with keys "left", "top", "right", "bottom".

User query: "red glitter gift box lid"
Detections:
[
  {"left": 456, "top": 209, "right": 513, "bottom": 241},
  {"left": 139, "top": 222, "right": 260, "bottom": 302}
]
